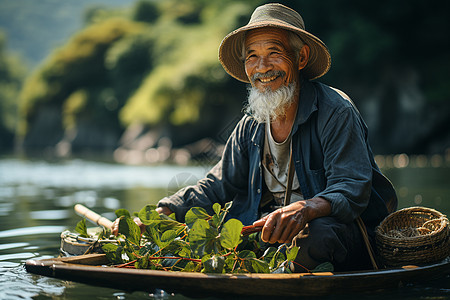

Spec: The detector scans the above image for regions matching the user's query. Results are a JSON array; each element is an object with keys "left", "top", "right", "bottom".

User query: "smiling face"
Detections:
[{"left": 244, "top": 28, "right": 299, "bottom": 92}]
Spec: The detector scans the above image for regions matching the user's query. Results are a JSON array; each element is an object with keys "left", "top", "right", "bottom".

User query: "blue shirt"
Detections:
[{"left": 158, "top": 80, "right": 397, "bottom": 231}]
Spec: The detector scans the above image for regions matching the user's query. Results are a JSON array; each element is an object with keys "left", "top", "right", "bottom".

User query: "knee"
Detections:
[{"left": 291, "top": 217, "right": 348, "bottom": 271}]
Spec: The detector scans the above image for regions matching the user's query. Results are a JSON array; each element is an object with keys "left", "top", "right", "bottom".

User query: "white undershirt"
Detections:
[{"left": 262, "top": 122, "right": 303, "bottom": 207}]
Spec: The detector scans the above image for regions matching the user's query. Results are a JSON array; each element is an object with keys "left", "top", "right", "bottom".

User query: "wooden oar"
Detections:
[{"left": 74, "top": 204, "right": 113, "bottom": 230}]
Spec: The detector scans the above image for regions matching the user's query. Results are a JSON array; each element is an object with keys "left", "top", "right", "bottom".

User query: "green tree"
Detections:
[
  {"left": 17, "top": 0, "right": 258, "bottom": 153},
  {"left": 18, "top": 17, "right": 146, "bottom": 151},
  {"left": 0, "top": 31, "right": 26, "bottom": 151}
]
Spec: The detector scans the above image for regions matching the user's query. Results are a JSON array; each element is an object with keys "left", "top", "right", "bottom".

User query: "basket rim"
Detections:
[{"left": 375, "top": 206, "right": 449, "bottom": 241}]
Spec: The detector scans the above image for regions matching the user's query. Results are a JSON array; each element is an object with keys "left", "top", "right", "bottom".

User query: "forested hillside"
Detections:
[
  {"left": 0, "top": 0, "right": 134, "bottom": 68},
  {"left": 0, "top": 0, "right": 449, "bottom": 161}
]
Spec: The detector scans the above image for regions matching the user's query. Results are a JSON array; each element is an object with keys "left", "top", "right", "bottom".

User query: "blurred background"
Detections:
[
  {"left": 0, "top": 1, "right": 449, "bottom": 298},
  {"left": 0, "top": 0, "right": 448, "bottom": 163}
]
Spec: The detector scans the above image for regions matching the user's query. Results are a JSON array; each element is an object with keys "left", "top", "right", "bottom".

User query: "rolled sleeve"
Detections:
[{"left": 158, "top": 117, "right": 250, "bottom": 222}]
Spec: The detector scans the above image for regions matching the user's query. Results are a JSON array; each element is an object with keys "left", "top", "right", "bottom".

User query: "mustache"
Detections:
[{"left": 251, "top": 70, "right": 286, "bottom": 83}]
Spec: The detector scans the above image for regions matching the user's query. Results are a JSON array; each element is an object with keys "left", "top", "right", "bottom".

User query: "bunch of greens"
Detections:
[{"left": 76, "top": 202, "right": 300, "bottom": 274}]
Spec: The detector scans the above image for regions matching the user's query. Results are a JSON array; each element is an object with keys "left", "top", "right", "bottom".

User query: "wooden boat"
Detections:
[{"left": 25, "top": 254, "right": 450, "bottom": 297}]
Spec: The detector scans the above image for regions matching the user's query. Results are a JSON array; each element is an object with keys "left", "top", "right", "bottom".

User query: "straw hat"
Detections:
[{"left": 219, "top": 3, "right": 331, "bottom": 82}]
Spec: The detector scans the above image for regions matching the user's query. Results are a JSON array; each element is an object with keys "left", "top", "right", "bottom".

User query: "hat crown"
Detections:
[{"left": 249, "top": 3, "right": 305, "bottom": 31}]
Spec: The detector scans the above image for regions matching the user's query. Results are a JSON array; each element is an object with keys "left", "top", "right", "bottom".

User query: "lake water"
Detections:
[{"left": 0, "top": 156, "right": 449, "bottom": 299}]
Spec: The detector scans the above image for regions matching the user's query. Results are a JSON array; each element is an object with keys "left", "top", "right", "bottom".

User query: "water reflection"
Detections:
[
  {"left": 30, "top": 209, "right": 70, "bottom": 220},
  {"left": 0, "top": 264, "right": 66, "bottom": 299},
  {"left": 0, "top": 158, "right": 207, "bottom": 189},
  {"left": 0, "top": 226, "right": 67, "bottom": 238},
  {"left": 0, "top": 242, "right": 29, "bottom": 251},
  {"left": 0, "top": 157, "right": 448, "bottom": 299}
]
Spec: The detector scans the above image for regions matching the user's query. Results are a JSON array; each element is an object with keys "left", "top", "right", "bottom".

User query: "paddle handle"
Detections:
[{"left": 74, "top": 204, "right": 113, "bottom": 230}]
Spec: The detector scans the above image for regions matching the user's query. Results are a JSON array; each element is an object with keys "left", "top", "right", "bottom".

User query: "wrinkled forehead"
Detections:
[{"left": 244, "top": 27, "right": 291, "bottom": 52}]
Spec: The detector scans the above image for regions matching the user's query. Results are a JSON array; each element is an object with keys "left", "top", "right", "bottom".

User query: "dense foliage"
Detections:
[
  {"left": 76, "top": 203, "right": 306, "bottom": 274},
  {"left": 0, "top": 32, "right": 26, "bottom": 151}
]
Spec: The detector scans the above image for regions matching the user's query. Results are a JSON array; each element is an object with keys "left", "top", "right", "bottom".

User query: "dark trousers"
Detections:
[{"left": 292, "top": 217, "right": 373, "bottom": 272}]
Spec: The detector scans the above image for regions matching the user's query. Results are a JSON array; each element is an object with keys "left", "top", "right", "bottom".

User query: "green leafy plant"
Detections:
[{"left": 94, "top": 202, "right": 299, "bottom": 274}]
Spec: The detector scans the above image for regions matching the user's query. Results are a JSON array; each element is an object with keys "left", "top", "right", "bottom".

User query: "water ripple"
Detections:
[
  {"left": 0, "top": 252, "right": 36, "bottom": 261},
  {"left": 0, "top": 264, "right": 65, "bottom": 300},
  {"left": 0, "top": 159, "right": 207, "bottom": 189},
  {"left": 0, "top": 242, "right": 29, "bottom": 251},
  {"left": 0, "top": 226, "right": 66, "bottom": 238},
  {"left": 29, "top": 209, "right": 69, "bottom": 220}
]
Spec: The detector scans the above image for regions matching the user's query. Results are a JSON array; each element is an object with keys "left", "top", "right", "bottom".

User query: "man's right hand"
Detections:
[{"left": 111, "top": 206, "right": 173, "bottom": 236}]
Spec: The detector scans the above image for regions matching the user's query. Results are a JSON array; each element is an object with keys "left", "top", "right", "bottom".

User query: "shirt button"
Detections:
[{"left": 257, "top": 189, "right": 261, "bottom": 194}]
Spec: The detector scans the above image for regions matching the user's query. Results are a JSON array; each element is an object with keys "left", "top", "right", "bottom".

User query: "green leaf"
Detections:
[
  {"left": 135, "top": 255, "right": 149, "bottom": 269},
  {"left": 189, "top": 219, "right": 220, "bottom": 256},
  {"left": 177, "top": 244, "right": 192, "bottom": 258},
  {"left": 185, "top": 207, "right": 210, "bottom": 228},
  {"left": 118, "top": 216, "right": 141, "bottom": 246},
  {"left": 161, "top": 255, "right": 179, "bottom": 268},
  {"left": 224, "top": 255, "right": 236, "bottom": 273},
  {"left": 158, "top": 218, "right": 186, "bottom": 232},
  {"left": 202, "top": 255, "right": 225, "bottom": 273},
  {"left": 312, "top": 262, "right": 334, "bottom": 273},
  {"left": 237, "top": 251, "right": 263, "bottom": 273},
  {"left": 75, "top": 218, "right": 89, "bottom": 238},
  {"left": 269, "top": 249, "right": 286, "bottom": 270},
  {"left": 219, "top": 218, "right": 243, "bottom": 250},
  {"left": 249, "top": 258, "right": 270, "bottom": 273},
  {"left": 286, "top": 246, "right": 299, "bottom": 262},
  {"left": 188, "top": 219, "right": 209, "bottom": 240},
  {"left": 262, "top": 247, "right": 277, "bottom": 264},
  {"left": 102, "top": 243, "right": 119, "bottom": 252},
  {"left": 146, "top": 226, "right": 162, "bottom": 248},
  {"left": 115, "top": 209, "right": 131, "bottom": 218},
  {"left": 102, "top": 243, "right": 123, "bottom": 264},
  {"left": 138, "top": 205, "right": 159, "bottom": 225},
  {"left": 139, "top": 242, "right": 159, "bottom": 257},
  {"left": 211, "top": 214, "right": 221, "bottom": 228},
  {"left": 212, "top": 203, "right": 221, "bottom": 216},
  {"left": 161, "top": 230, "right": 178, "bottom": 246},
  {"left": 237, "top": 250, "right": 256, "bottom": 259},
  {"left": 183, "top": 261, "right": 196, "bottom": 272}
]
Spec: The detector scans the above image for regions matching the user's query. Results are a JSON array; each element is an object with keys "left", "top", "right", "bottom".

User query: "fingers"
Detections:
[
  {"left": 279, "top": 213, "right": 304, "bottom": 243},
  {"left": 261, "top": 209, "right": 286, "bottom": 243},
  {"left": 111, "top": 218, "right": 120, "bottom": 236},
  {"left": 133, "top": 217, "right": 146, "bottom": 234},
  {"left": 156, "top": 206, "right": 173, "bottom": 216},
  {"left": 260, "top": 209, "right": 306, "bottom": 244},
  {"left": 252, "top": 215, "right": 269, "bottom": 227},
  {"left": 260, "top": 213, "right": 277, "bottom": 243}
]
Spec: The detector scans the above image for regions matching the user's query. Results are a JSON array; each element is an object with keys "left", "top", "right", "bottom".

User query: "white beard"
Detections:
[{"left": 244, "top": 83, "right": 296, "bottom": 123}]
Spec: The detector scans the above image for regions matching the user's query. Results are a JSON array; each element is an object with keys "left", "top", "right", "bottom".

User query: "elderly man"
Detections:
[{"left": 114, "top": 3, "right": 397, "bottom": 272}]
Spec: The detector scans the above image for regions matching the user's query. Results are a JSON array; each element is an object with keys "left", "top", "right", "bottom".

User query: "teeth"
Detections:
[{"left": 259, "top": 76, "right": 277, "bottom": 83}]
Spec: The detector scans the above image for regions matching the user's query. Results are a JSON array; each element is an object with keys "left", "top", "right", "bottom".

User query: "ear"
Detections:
[{"left": 298, "top": 45, "right": 310, "bottom": 70}]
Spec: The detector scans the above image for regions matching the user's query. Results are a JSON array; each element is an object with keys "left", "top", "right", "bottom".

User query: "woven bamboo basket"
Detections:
[{"left": 375, "top": 206, "right": 450, "bottom": 267}]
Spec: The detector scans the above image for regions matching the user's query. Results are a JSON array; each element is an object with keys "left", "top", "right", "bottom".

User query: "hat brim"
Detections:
[{"left": 219, "top": 22, "right": 331, "bottom": 83}]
